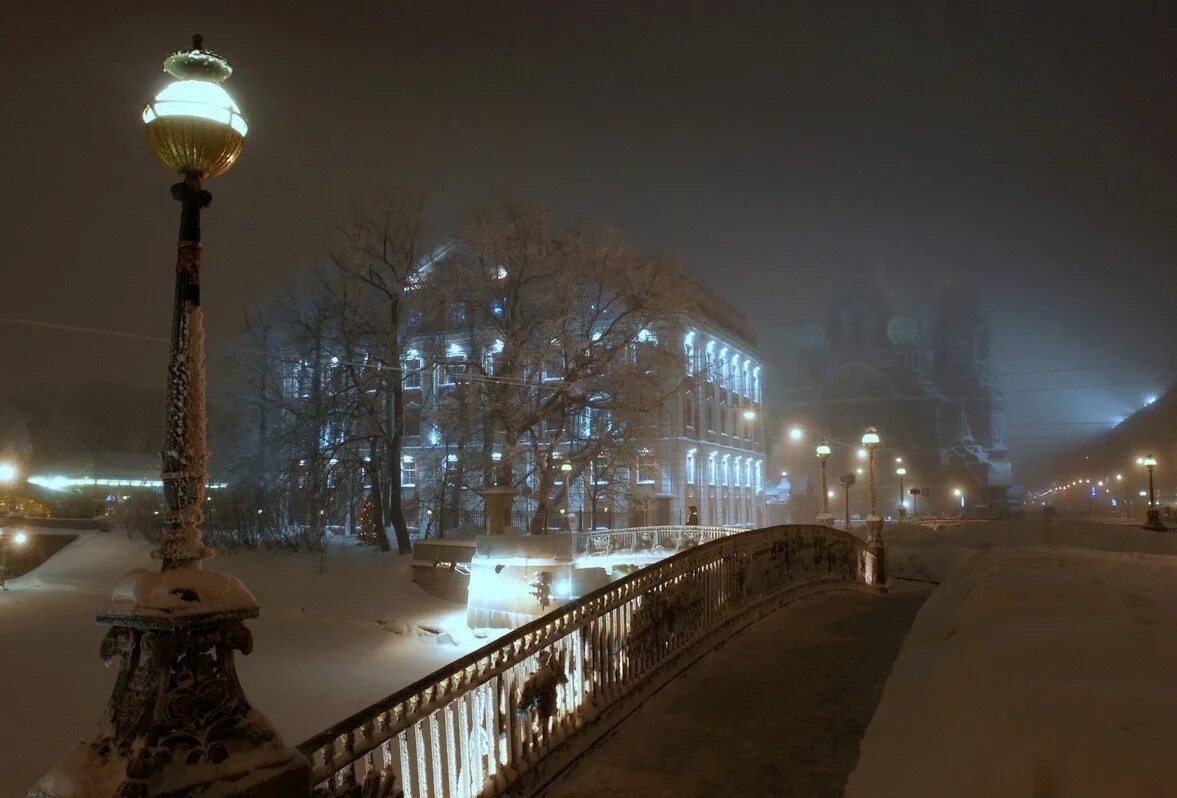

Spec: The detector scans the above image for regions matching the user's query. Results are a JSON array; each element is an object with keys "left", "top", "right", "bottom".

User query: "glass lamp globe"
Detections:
[
  {"left": 815, "top": 440, "right": 831, "bottom": 459},
  {"left": 1143, "top": 454, "right": 1158, "bottom": 468},
  {"left": 896, "top": 466, "right": 907, "bottom": 476},
  {"left": 861, "top": 427, "right": 881, "bottom": 448},
  {"left": 143, "top": 36, "right": 247, "bottom": 179}
]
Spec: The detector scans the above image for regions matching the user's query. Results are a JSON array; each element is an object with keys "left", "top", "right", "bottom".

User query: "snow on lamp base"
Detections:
[{"left": 30, "top": 608, "right": 309, "bottom": 798}]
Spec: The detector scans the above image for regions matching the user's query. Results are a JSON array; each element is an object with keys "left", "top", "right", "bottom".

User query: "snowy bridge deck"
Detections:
[{"left": 298, "top": 524, "right": 885, "bottom": 797}]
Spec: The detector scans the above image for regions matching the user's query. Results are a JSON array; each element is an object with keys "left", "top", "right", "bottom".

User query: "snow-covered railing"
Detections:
[
  {"left": 298, "top": 524, "right": 880, "bottom": 797},
  {"left": 572, "top": 525, "right": 742, "bottom": 557}
]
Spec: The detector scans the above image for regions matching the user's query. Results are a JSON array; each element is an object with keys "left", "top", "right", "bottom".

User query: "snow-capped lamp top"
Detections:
[
  {"left": 143, "top": 34, "right": 247, "bottom": 178},
  {"left": 162, "top": 34, "right": 234, "bottom": 82},
  {"left": 861, "top": 427, "right": 881, "bottom": 448},
  {"left": 815, "top": 439, "right": 832, "bottom": 459}
]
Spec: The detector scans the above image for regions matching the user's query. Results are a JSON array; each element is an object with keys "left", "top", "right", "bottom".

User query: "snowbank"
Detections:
[
  {"left": 0, "top": 530, "right": 496, "bottom": 796},
  {"left": 847, "top": 520, "right": 1177, "bottom": 797}
]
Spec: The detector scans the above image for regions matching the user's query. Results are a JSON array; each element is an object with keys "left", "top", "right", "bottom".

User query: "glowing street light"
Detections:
[
  {"left": 0, "top": 462, "right": 17, "bottom": 484},
  {"left": 815, "top": 439, "right": 833, "bottom": 524},
  {"left": 788, "top": 426, "right": 804, "bottom": 442},
  {"left": 861, "top": 426, "right": 885, "bottom": 586},
  {"left": 742, "top": 409, "right": 756, "bottom": 421},
  {"left": 26, "top": 36, "right": 309, "bottom": 794},
  {"left": 953, "top": 487, "right": 964, "bottom": 509},
  {"left": 1140, "top": 454, "right": 1163, "bottom": 529},
  {"left": 12, "top": 531, "right": 27, "bottom": 546},
  {"left": 143, "top": 36, "right": 247, "bottom": 179}
]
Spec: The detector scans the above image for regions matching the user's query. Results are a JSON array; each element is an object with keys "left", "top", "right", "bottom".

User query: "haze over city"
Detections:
[
  {"left": 4, "top": 4, "right": 1177, "bottom": 797},
  {"left": 3, "top": 2, "right": 1175, "bottom": 483}
]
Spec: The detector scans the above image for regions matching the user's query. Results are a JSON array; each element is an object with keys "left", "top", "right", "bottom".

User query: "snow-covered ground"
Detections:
[
  {"left": 847, "top": 519, "right": 1177, "bottom": 797},
  {"left": 0, "top": 530, "right": 490, "bottom": 796}
]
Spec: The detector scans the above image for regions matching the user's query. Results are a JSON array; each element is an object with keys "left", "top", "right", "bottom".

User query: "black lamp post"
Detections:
[
  {"left": 1142, "top": 454, "right": 1164, "bottom": 530},
  {"left": 33, "top": 37, "right": 308, "bottom": 797},
  {"left": 816, "top": 440, "right": 833, "bottom": 524}
]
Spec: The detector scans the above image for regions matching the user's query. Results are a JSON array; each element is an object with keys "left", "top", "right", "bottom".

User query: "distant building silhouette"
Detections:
[{"left": 786, "top": 277, "right": 1013, "bottom": 515}]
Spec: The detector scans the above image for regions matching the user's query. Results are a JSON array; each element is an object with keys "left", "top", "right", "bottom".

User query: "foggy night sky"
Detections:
[{"left": 2, "top": 1, "right": 1176, "bottom": 483}]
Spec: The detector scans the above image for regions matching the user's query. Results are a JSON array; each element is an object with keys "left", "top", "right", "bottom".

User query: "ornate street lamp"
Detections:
[
  {"left": 895, "top": 466, "right": 907, "bottom": 518},
  {"left": 861, "top": 426, "right": 886, "bottom": 588},
  {"left": 815, "top": 439, "right": 833, "bottom": 524},
  {"left": 1141, "top": 454, "right": 1164, "bottom": 530},
  {"left": 34, "top": 36, "right": 307, "bottom": 797}
]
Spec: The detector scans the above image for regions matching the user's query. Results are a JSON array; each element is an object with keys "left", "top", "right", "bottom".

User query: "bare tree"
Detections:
[
  {"left": 421, "top": 202, "right": 693, "bottom": 532},
  {"left": 325, "top": 187, "right": 429, "bottom": 554}
]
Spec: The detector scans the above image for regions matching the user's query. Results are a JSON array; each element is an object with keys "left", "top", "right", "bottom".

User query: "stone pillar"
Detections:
[{"left": 481, "top": 486, "right": 518, "bottom": 535}]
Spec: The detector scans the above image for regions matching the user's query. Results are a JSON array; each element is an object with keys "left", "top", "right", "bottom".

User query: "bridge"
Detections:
[{"left": 299, "top": 523, "right": 884, "bottom": 797}]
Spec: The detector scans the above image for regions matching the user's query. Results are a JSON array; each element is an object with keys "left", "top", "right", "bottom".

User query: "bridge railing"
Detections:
[
  {"left": 298, "top": 524, "right": 880, "bottom": 797},
  {"left": 572, "top": 525, "right": 743, "bottom": 557}
]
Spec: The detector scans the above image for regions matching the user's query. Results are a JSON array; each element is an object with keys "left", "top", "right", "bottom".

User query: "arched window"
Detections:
[
  {"left": 685, "top": 449, "right": 697, "bottom": 484},
  {"left": 719, "top": 402, "right": 728, "bottom": 435},
  {"left": 708, "top": 454, "right": 717, "bottom": 486}
]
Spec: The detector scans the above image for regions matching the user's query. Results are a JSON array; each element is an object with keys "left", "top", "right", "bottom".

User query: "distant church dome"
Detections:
[{"left": 886, "top": 316, "right": 921, "bottom": 346}]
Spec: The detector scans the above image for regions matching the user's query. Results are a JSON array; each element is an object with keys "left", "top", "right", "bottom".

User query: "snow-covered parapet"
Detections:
[{"left": 110, "top": 567, "right": 257, "bottom": 615}]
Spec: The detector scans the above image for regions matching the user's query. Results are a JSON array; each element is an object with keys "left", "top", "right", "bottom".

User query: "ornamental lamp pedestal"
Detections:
[{"left": 31, "top": 37, "right": 308, "bottom": 798}]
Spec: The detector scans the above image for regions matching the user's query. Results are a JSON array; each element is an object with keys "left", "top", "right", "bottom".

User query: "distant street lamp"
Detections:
[
  {"left": 742, "top": 409, "right": 756, "bottom": 421},
  {"left": 1141, "top": 454, "right": 1163, "bottom": 530},
  {"left": 861, "top": 426, "right": 886, "bottom": 589},
  {"left": 815, "top": 439, "right": 833, "bottom": 524},
  {"left": 35, "top": 36, "right": 308, "bottom": 795},
  {"left": 895, "top": 466, "right": 907, "bottom": 518},
  {"left": 953, "top": 487, "right": 965, "bottom": 509}
]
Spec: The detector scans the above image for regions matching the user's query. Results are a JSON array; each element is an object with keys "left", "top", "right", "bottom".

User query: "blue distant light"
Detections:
[{"left": 1145, "top": 395, "right": 1158, "bottom": 406}]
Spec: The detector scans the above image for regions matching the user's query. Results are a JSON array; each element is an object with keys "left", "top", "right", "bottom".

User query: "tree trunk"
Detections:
[
  {"left": 386, "top": 299, "right": 412, "bottom": 554},
  {"left": 367, "top": 438, "right": 391, "bottom": 551}
]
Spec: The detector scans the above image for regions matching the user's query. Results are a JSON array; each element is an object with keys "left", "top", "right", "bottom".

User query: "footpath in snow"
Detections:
[
  {"left": 847, "top": 519, "right": 1177, "bottom": 798},
  {"left": 0, "top": 530, "right": 489, "bottom": 797},
  {"left": 548, "top": 585, "right": 930, "bottom": 798}
]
